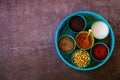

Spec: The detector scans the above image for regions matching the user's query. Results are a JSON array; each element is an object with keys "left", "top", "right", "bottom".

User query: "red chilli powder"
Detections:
[{"left": 92, "top": 44, "right": 108, "bottom": 60}]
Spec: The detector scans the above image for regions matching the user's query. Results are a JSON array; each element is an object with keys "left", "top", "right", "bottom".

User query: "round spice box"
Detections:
[
  {"left": 55, "top": 11, "right": 115, "bottom": 71},
  {"left": 58, "top": 35, "right": 76, "bottom": 54},
  {"left": 90, "top": 42, "right": 109, "bottom": 62},
  {"left": 76, "top": 31, "right": 94, "bottom": 50},
  {"left": 72, "top": 49, "right": 91, "bottom": 68},
  {"left": 68, "top": 15, "right": 87, "bottom": 33}
]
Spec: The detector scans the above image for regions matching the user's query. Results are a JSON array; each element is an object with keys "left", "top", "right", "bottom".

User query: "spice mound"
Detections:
[
  {"left": 76, "top": 31, "right": 94, "bottom": 49},
  {"left": 92, "top": 44, "right": 108, "bottom": 60},
  {"left": 69, "top": 16, "right": 85, "bottom": 32},
  {"left": 72, "top": 50, "right": 90, "bottom": 67},
  {"left": 58, "top": 36, "right": 75, "bottom": 53}
]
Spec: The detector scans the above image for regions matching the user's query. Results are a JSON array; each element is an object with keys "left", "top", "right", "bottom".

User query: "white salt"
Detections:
[{"left": 91, "top": 21, "right": 109, "bottom": 39}]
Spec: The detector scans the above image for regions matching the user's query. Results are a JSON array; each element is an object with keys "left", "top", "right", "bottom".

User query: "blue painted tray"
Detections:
[{"left": 55, "top": 11, "right": 115, "bottom": 70}]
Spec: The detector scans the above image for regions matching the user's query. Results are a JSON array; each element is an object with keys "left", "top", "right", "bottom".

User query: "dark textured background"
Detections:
[{"left": 0, "top": 0, "right": 120, "bottom": 80}]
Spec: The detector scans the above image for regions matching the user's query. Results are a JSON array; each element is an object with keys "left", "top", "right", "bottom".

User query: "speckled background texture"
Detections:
[{"left": 0, "top": 0, "right": 120, "bottom": 80}]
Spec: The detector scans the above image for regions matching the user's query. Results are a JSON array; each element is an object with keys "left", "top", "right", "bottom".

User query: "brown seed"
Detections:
[{"left": 58, "top": 36, "right": 74, "bottom": 53}]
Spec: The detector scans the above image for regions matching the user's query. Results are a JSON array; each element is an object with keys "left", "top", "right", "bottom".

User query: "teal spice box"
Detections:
[{"left": 55, "top": 11, "right": 115, "bottom": 71}]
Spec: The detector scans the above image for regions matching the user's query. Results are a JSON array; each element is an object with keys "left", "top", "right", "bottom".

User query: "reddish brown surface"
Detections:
[{"left": 0, "top": 0, "right": 120, "bottom": 80}]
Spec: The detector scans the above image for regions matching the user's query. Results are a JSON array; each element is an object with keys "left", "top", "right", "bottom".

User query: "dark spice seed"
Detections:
[{"left": 69, "top": 16, "right": 85, "bottom": 32}]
